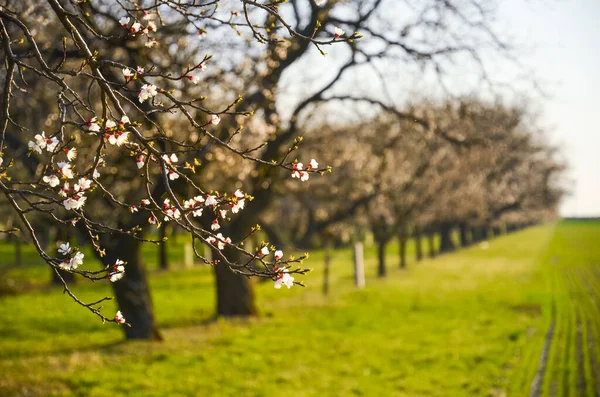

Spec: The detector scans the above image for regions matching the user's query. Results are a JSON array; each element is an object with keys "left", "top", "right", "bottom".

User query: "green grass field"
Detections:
[{"left": 0, "top": 221, "right": 598, "bottom": 396}]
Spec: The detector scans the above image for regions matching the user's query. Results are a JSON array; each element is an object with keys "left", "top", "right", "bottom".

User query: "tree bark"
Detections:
[
  {"left": 480, "top": 225, "right": 489, "bottom": 241},
  {"left": 439, "top": 222, "right": 455, "bottom": 253},
  {"left": 492, "top": 226, "right": 502, "bottom": 237},
  {"left": 377, "top": 239, "right": 387, "bottom": 278},
  {"left": 214, "top": 226, "right": 257, "bottom": 317},
  {"left": 458, "top": 222, "right": 469, "bottom": 247},
  {"left": 105, "top": 234, "right": 161, "bottom": 340},
  {"left": 398, "top": 233, "right": 407, "bottom": 269},
  {"left": 415, "top": 228, "right": 423, "bottom": 262}
]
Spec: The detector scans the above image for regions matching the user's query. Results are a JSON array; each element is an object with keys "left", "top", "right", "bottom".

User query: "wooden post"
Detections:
[
  {"left": 353, "top": 241, "right": 365, "bottom": 288},
  {"left": 184, "top": 240, "right": 194, "bottom": 268}
]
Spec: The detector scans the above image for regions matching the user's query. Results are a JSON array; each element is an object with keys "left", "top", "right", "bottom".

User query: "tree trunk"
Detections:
[
  {"left": 323, "top": 242, "right": 331, "bottom": 296},
  {"left": 492, "top": 226, "right": 502, "bottom": 237},
  {"left": 427, "top": 230, "right": 436, "bottom": 258},
  {"left": 415, "top": 228, "right": 423, "bottom": 262},
  {"left": 214, "top": 226, "right": 257, "bottom": 317},
  {"left": 398, "top": 233, "right": 407, "bottom": 269},
  {"left": 439, "top": 222, "right": 455, "bottom": 253},
  {"left": 105, "top": 234, "right": 161, "bottom": 340},
  {"left": 458, "top": 222, "right": 469, "bottom": 247},
  {"left": 480, "top": 225, "right": 489, "bottom": 241},
  {"left": 471, "top": 225, "right": 481, "bottom": 243},
  {"left": 158, "top": 224, "right": 168, "bottom": 270},
  {"left": 377, "top": 239, "right": 387, "bottom": 278},
  {"left": 214, "top": 262, "right": 257, "bottom": 316}
]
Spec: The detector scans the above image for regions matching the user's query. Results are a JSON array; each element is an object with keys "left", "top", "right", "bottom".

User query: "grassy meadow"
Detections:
[{"left": 0, "top": 221, "right": 598, "bottom": 396}]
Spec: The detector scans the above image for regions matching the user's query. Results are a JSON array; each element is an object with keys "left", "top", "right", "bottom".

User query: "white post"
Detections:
[
  {"left": 184, "top": 240, "right": 194, "bottom": 268},
  {"left": 353, "top": 241, "right": 365, "bottom": 288}
]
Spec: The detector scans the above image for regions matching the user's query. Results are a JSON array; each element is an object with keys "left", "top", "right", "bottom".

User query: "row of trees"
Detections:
[
  {"left": 0, "top": 0, "right": 564, "bottom": 340},
  {"left": 269, "top": 99, "right": 566, "bottom": 276}
]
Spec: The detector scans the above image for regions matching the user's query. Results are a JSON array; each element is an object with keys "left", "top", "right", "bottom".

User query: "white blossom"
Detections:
[
  {"left": 86, "top": 118, "right": 101, "bottom": 133},
  {"left": 162, "top": 153, "right": 178, "bottom": 164},
  {"left": 115, "top": 310, "right": 126, "bottom": 324},
  {"left": 205, "top": 194, "right": 217, "bottom": 207},
  {"left": 207, "top": 233, "right": 231, "bottom": 250},
  {"left": 57, "top": 162, "right": 75, "bottom": 179},
  {"left": 42, "top": 174, "right": 60, "bottom": 187},
  {"left": 274, "top": 250, "right": 283, "bottom": 261},
  {"left": 74, "top": 177, "right": 92, "bottom": 192},
  {"left": 63, "top": 195, "right": 86, "bottom": 211},
  {"left": 274, "top": 269, "right": 294, "bottom": 289},
  {"left": 65, "top": 148, "right": 77, "bottom": 161},
  {"left": 334, "top": 26, "right": 345, "bottom": 38},
  {"left": 138, "top": 84, "right": 158, "bottom": 103},
  {"left": 58, "top": 242, "right": 71, "bottom": 255},
  {"left": 69, "top": 251, "right": 84, "bottom": 269},
  {"left": 211, "top": 219, "right": 220, "bottom": 231},
  {"left": 187, "top": 74, "right": 200, "bottom": 84},
  {"left": 123, "top": 68, "right": 133, "bottom": 81},
  {"left": 130, "top": 22, "right": 142, "bottom": 33},
  {"left": 119, "top": 16, "right": 130, "bottom": 27},
  {"left": 260, "top": 246, "right": 270, "bottom": 256},
  {"left": 210, "top": 114, "right": 221, "bottom": 125},
  {"left": 231, "top": 198, "right": 245, "bottom": 214}
]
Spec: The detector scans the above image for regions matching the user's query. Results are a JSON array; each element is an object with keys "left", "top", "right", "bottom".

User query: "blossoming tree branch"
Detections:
[{"left": 0, "top": 0, "right": 353, "bottom": 327}]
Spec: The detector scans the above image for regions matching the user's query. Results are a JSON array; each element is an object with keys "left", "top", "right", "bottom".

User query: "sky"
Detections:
[{"left": 497, "top": 0, "right": 600, "bottom": 217}]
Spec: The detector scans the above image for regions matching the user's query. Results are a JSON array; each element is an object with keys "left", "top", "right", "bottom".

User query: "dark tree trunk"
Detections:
[
  {"left": 158, "top": 224, "right": 168, "bottom": 270},
  {"left": 471, "top": 225, "right": 482, "bottom": 243},
  {"left": 439, "top": 222, "right": 455, "bottom": 253},
  {"left": 398, "top": 233, "right": 407, "bottom": 269},
  {"left": 415, "top": 228, "right": 423, "bottom": 262},
  {"left": 377, "top": 239, "right": 387, "bottom": 278},
  {"left": 105, "top": 234, "right": 161, "bottom": 340},
  {"left": 458, "top": 222, "right": 469, "bottom": 248},
  {"left": 492, "top": 226, "right": 502, "bottom": 237},
  {"left": 52, "top": 227, "right": 75, "bottom": 285},
  {"left": 215, "top": 262, "right": 257, "bottom": 316},
  {"left": 427, "top": 230, "right": 436, "bottom": 258},
  {"left": 480, "top": 225, "right": 489, "bottom": 241},
  {"left": 214, "top": 226, "right": 257, "bottom": 317}
]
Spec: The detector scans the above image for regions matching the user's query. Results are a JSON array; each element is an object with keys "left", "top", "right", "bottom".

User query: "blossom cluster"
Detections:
[
  {"left": 291, "top": 159, "right": 319, "bottom": 182},
  {"left": 57, "top": 242, "right": 85, "bottom": 270},
  {"left": 119, "top": 12, "right": 159, "bottom": 48}
]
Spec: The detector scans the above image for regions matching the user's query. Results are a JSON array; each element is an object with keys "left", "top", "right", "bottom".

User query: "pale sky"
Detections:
[{"left": 498, "top": 0, "right": 600, "bottom": 217}]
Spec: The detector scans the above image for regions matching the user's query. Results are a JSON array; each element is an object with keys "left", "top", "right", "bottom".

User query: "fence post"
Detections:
[{"left": 353, "top": 241, "right": 365, "bottom": 288}]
